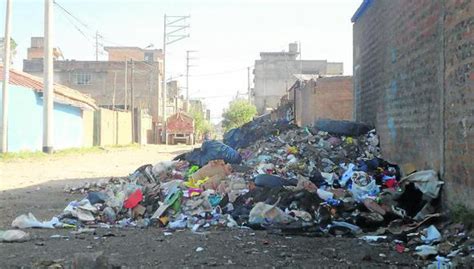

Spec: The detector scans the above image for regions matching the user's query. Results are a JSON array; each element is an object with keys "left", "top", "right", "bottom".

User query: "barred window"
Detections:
[{"left": 75, "top": 73, "right": 91, "bottom": 85}]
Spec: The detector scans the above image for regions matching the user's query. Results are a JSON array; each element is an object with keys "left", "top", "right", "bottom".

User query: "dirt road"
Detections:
[
  {"left": 0, "top": 144, "right": 193, "bottom": 191},
  {"left": 0, "top": 145, "right": 418, "bottom": 268}
]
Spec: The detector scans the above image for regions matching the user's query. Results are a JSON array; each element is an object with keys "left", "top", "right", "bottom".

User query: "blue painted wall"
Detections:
[{"left": 0, "top": 84, "right": 84, "bottom": 152}]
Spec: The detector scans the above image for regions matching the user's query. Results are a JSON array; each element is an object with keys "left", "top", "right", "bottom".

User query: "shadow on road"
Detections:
[{"left": 0, "top": 177, "right": 106, "bottom": 228}]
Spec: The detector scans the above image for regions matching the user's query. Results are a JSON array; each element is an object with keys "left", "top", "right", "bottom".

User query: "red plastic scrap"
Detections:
[
  {"left": 124, "top": 189, "right": 143, "bottom": 209},
  {"left": 384, "top": 178, "right": 398, "bottom": 189},
  {"left": 395, "top": 243, "right": 405, "bottom": 253}
]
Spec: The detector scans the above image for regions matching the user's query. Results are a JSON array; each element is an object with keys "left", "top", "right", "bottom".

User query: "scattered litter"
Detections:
[
  {"left": 0, "top": 230, "right": 30, "bottom": 242},
  {"left": 415, "top": 245, "right": 438, "bottom": 258},
  {"left": 421, "top": 225, "right": 442, "bottom": 244},
  {"left": 360, "top": 235, "right": 387, "bottom": 242},
  {"left": 11, "top": 118, "right": 460, "bottom": 267},
  {"left": 12, "top": 213, "right": 59, "bottom": 229}
]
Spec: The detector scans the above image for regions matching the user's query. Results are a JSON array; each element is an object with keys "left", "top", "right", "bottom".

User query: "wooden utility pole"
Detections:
[
  {"left": 130, "top": 59, "right": 135, "bottom": 142},
  {"left": 124, "top": 60, "right": 128, "bottom": 111},
  {"left": 112, "top": 71, "right": 117, "bottom": 109}
]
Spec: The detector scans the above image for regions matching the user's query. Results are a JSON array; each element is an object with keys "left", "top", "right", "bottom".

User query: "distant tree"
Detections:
[
  {"left": 0, "top": 37, "right": 17, "bottom": 63},
  {"left": 189, "top": 105, "right": 213, "bottom": 140},
  {"left": 222, "top": 99, "right": 257, "bottom": 132}
]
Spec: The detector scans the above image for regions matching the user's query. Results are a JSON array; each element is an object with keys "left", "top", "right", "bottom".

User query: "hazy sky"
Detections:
[{"left": 1, "top": 0, "right": 361, "bottom": 122}]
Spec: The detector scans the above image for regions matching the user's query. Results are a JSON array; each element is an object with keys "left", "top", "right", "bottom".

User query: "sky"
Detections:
[{"left": 1, "top": 0, "right": 362, "bottom": 123}]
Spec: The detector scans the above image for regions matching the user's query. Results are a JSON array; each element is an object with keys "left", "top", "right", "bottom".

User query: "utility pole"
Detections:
[
  {"left": 95, "top": 31, "right": 100, "bottom": 61},
  {"left": 43, "top": 0, "right": 54, "bottom": 154},
  {"left": 1, "top": 0, "right": 12, "bottom": 153},
  {"left": 162, "top": 15, "right": 167, "bottom": 144},
  {"left": 185, "top": 50, "right": 197, "bottom": 112},
  {"left": 247, "top": 66, "right": 251, "bottom": 102},
  {"left": 162, "top": 14, "right": 190, "bottom": 144},
  {"left": 124, "top": 59, "right": 127, "bottom": 111},
  {"left": 112, "top": 71, "right": 117, "bottom": 110},
  {"left": 130, "top": 59, "right": 135, "bottom": 143}
]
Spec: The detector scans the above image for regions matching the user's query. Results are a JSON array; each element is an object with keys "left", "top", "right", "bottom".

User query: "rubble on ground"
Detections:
[{"left": 10, "top": 119, "right": 473, "bottom": 267}]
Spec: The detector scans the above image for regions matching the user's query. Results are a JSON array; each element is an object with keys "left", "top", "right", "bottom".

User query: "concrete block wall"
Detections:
[
  {"left": 82, "top": 110, "right": 94, "bottom": 148},
  {"left": 94, "top": 108, "right": 153, "bottom": 146},
  {"left": 95, "top": 108, "right": 132, "bottom": 147},
  {"left": 116, "top": 111, "right": 132, "bottom": 145},
  {"left": 353, "top": 0, "right": 474, "bottom": 208}
]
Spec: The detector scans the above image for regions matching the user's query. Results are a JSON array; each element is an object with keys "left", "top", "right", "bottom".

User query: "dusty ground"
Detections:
[{"left": 0, "top": 145, "right": 420, "bottom": 268}]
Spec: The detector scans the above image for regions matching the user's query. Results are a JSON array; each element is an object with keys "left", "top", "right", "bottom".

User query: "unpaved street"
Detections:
[
  {"left": 0, "top": 145, "right": 194, "bottom": 191},
  {"left": 0, "top": 145, "right": 417, "bottom": 268}
]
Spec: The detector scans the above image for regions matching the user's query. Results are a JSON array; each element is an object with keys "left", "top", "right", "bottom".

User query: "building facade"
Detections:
[
  {"left": 352, "top": 0, "right": 474, "bottom": 208},
  {"left": 23, "top": 38, "right": 165, "bottom": 124},
  {"left": 253, "top": 43, "right": 344, "bottom": 114},
  {"left": 0, "top": 67, "right": 97, "bottom": 152}
]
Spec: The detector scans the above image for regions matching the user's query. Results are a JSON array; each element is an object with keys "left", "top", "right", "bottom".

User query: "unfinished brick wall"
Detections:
[
  {"left": 292, "top": 76, "right": 353, "bottom": 127},
  {"left": 353, "top": 0, "right": 474, "bottom": 208},
  {"left": 106, "top": 48, "right": 162, "bottom": 62},
  {"left": 313, "top": 77, "right": 353, "bottom": 122},
  {"left": 443, "top": 0, "right": 474, "bottom": 207}
]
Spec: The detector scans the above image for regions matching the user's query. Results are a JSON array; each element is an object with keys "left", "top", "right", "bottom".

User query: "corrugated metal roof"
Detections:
[{"left": 0, "top": 66, "right": 98, "bottom": 110}]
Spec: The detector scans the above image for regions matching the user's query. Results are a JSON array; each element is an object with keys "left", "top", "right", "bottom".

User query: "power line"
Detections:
[
  {"left": 57, "top": 8, "right": 95, "bottom": 46},
  {"left": 53, "top": 1, "right": 93, "bottom": 31},
  {"left": 54, "top": 0, "right": 125, "bottom": 54}
]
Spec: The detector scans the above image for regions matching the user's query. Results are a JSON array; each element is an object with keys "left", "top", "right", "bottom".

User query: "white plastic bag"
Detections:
[
  {"left": 11, "top": 213, "right": 59, "bottom": 229},
  {"left": 0, "top": 230, "right": 30, "bottom": 242},
  {"left": 350, "top": 172, "right": 380, "bottom": 202},
  {"left": 249, "top": 200, "right": 293, "bottom": 225}
]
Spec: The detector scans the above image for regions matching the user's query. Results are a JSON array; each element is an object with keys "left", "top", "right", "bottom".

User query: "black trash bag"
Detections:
[
  {"left": 254, "top": 174, "right": 297, "bottom": 188},
  {"left": 182, "top": 140, "right": 242, "bottom": 167},
  {"left": 314, "top": 119, "right": 373, "bottom": 137},
  {"left": 223, "top": 128, "right": 241, "bottom": 149},
  {"left": 223, "top": 115, "right": 293, "bottom": 150}
]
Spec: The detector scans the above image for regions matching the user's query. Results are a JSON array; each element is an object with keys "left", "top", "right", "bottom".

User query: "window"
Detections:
[
  {"left": 144, "top": 52, "right": 154, "bottom": 62},
  {"left": 75, "top": 73, "right": 91, "bottom": 85}
]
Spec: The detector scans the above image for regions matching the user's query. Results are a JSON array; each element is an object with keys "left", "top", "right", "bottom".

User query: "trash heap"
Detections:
[{"left": 8, "top": 119, "right": 473, "bottom": 267}]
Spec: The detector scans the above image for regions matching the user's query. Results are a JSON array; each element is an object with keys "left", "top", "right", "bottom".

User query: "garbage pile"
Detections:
[{"left": 9, "top": 119, "right": 473, "bottom": 267}]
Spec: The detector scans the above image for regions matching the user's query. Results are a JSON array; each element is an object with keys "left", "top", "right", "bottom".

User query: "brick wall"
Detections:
[
  {"left": 353, "top": 0, "right": 474, "bottom": 208},
  {"left": 105, "top": 48, "right": 162, "bottom": 62},
  {"left": 23, "top": 60, "right": 165, "bottom": 123},
  {"left": 313, "top": 76, "right": 353, "bottom": 122},
  {"left": 292, "top": 76, "right": 353, "bottom": 127},
  {"left": 443, "top": 0, "right": 474, "bottom": 207}
]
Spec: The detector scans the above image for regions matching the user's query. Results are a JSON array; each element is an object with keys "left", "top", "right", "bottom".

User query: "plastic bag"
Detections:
[
  {"left": 421, "top": 225, "right": 442, "bottom": 244},
  {"left": 314, "top": 119, "right": 373, "bottom": 136},
  {"left": 400, "top": 170, "right": 444, "bottom": 199},
  {"left": 249, "top": 200, "right": 293, "bottom": 225},
  {"left": 350, "top": 172, "right": 380, "bottom": 202},
  {"left": 185, "top": 140, "right": 242, "bottom": 167},
  {"left": 11, "top": 213, "right": 59, "bottom": 229},
  {"left": 0, "top": 230, "right": 30, "bottom": 242}
]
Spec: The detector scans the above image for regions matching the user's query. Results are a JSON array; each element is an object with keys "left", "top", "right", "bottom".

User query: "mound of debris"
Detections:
[{"left": 11, "top": 119, "right": 473, "bottom": 268}]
